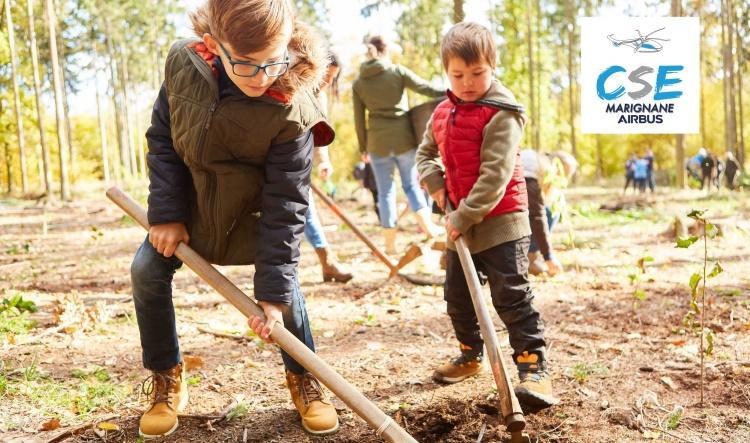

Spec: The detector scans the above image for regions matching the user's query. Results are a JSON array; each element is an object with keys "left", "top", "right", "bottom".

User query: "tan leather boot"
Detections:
[
  {"left": 514, "top": 351, "right": 558, "bottom": 409},
  {"left": 139, "top": 363, "right": 188, "bottom": 439},
  {"left": 414, "top": 207, "right": 444, "bottom": 238},
  {"left": 314, "top": 248, "right": 353, "bottom": 283},
  {"left": 383, "top": 228, "right": 398, "bottom": 255},
  {"left": 433, "top": 343, "right": 483, "bottom": 384},
  {"left": 286, "top": 371, "right": 339, "bottom": 435}
]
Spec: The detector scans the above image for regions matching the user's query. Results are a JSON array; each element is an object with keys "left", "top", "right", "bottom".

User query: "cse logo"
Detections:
[{"left": 596, "top": 65, "right": 684, "bottom": 101}]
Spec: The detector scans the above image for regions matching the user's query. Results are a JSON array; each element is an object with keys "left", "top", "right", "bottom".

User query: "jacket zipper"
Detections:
[
  {"left": 447, "top": 104, "right": 458, "bottom": 204},
  {"left": 196, "top": 100, "right": 221, "bottom": 259}
]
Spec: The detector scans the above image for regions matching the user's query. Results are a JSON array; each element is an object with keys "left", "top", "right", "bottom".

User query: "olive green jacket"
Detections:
[
  {"left": 147, "top": 21, "right": 333, "bottom": 303},
  {"left": 352, "top": 59, "right": 443, "bottom": 157}
]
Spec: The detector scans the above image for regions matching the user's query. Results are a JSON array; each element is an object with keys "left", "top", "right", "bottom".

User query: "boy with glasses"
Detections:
[{"left": 131, "top": 0, "right": 339, "bottom": 438}]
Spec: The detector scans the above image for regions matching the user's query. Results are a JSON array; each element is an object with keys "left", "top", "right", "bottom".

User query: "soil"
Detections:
[{"left": 1, "top": 184, "right": 749, "bottom": 442}]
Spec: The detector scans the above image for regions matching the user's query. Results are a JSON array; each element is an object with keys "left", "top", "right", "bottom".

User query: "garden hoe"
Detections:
[
  {"left": 310, "top": 183, "right": 423, "bottom": 278},
  {"left": 106, "top": 187, "right": 416, "bottom": 443},
  {"left": 447, "top": 202, "right": 531, "bottom": 443}
]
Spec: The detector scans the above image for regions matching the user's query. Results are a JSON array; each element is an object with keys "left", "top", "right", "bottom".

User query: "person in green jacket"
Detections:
[
  {"left": 132, "top": 0, "right": 339, "bottom": 437},
  {"left": 352, "top": 35, "right": 444, "bottom": 254}
]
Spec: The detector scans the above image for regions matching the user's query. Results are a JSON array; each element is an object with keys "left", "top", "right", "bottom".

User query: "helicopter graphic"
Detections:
[{"left": 607, "top": 27, "right": 669, "bottom": 53}]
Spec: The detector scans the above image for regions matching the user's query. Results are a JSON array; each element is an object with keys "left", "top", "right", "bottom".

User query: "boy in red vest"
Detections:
[{"left": 416, "top": 21, "right": 557, "bottom": 410}]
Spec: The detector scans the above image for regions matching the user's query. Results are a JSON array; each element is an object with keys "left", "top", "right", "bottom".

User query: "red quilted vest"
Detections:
[{"left": 432, "top": 90, "right": 527, "bottom": 219}]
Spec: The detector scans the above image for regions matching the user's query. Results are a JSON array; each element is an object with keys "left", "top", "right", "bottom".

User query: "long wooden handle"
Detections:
[
  {"left": 448, "top": 203, "right": 525, "bottom": 432},
  {"left": 106, "top": 187, "right": 416, "bottom": 443},
  {"left": 310, "top": 183, "right": 397, "bottom": 272}
]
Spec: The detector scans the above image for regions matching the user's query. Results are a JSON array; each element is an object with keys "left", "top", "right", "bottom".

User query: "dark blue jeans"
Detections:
[
  {"left": 444, "top": 237, "right": 546, "bottom": 363},
  {"left": 131, "top": 237, "right": 314, "bottom": 374}
]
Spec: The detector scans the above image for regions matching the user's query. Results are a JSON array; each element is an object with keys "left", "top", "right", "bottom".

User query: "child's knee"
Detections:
[{"left": 130, "top": 242, "right": 174, "bottom": 285}]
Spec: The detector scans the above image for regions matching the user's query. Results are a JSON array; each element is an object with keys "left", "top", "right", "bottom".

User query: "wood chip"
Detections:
[{"left": 660, "top": 376, "right": 678, "bottom": 390}]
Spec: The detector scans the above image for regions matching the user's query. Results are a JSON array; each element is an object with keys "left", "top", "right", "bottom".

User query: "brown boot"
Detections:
[
  {"left": 383, "top": 228, "right": 398, "bottom": 255},
  {"left": 433, "top": 343, "right": 483, "bottom": 384},
  {"left": 314, "top": 248, "right": 353, "bottom": 283},
  {"left": 139, "top": 363, "right": 189, "bottom": 439},
  {"left": 286, "top": 371, "right": 339, "bottom": 435},
  {"left": 514, "top": 351, "right": 558, "bottom": 410}
]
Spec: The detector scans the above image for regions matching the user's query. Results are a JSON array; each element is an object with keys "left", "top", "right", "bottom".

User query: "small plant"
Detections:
[
  {"left": 675, "top": 209, "right": 722, "bottom": 406},
  {"left": 226, "top": 402, "right": 249, "bottom": 421},
  {"left": 629, "top": 255, "right": 654, "bottom": 306},
  {"left": 0, "top": 294, "right": 38, "bottom": 314},
  {"left": 187, "top": 375, "right": 201, "bottom": 386},
  {"left": 4, "top": 243, "right": 30, "bottom": 255},
  {"left": 569, "top": 362, "right": 608, "bottom": 383},
  {"left": 71, "top": 366, "right": 110, "bottom": 382},
  {"left": 666, "top": 406, "right": 684, "bottom": 430},
  {"left": 353, "top": 313, "right": 378, "bottom": 327}
]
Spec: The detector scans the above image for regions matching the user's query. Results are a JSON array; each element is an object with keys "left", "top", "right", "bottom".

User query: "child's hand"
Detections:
[
  {"left": 318, "top": 161, "right": 333, "bottom": 180},
  {"left": 430, "top": 188, "right": 446, "bottom": 211},
  {"left": 149, "top": 222, "right": 189, "bottom": 258},
  {"left": 248, "top": 301, "right": 284, "bottom": 343},
  {"left": 446, "top": 219, "right": 461, "bottom": 241},
  {"left": 361, "top": 153, "right": 370, "bottom": 163}
]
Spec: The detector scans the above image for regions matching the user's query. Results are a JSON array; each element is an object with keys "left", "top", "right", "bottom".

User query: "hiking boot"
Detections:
[
  {"left": 314, "top": 248, "right": 353, "bottom": 283},
  {"left": 139, "top": 363, "right": 189, "bottom": 439},
  {"left": 286, "top": 371, "right": 339, "bottom": 435},
  {"left": 433, "top": 343, "right": 483, "bottom": 384},
  {"left": 514, "top": 351, "right": 558, "bottom": 409},
  {"left": 383, "top": 228, "right": 398, "bottom": 256}
]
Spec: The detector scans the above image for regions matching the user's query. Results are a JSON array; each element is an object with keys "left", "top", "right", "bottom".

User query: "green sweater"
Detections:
[{"left": 352, "top": 59, "right": 443, "bottom": 157}]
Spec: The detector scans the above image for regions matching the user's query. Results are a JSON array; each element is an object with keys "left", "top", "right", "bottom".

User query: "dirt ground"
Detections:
[{"left": 1, "top": 183, "right": 749, "bottom": 443}]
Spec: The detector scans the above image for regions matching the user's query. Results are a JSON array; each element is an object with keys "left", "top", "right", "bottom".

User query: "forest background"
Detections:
[{"left": 0, "top": 0, "right": 747, "bottom": 200}]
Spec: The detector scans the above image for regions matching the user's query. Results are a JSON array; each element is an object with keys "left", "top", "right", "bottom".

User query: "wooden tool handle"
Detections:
[
  {"left": 310, "top": 183, "right": 397, "bottom": 272},
  {"left": 447, "top": 202, "right": 525, "bottom": 431},
  {"left": 106, "top": 187, "right": 416, "bottom": 443}
]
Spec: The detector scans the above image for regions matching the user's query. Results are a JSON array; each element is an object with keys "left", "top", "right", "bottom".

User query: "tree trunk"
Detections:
[
  {"left": 5, "top": 0, "right": 29, "bottom": 193},
  {"left": 1, "top": 98, "right": 14, "bottom": 194},
  {"left": 566, "top": 0, "right": 577, "bottom": 177},
  {"left": 55, "top": 7, "right": 75, "bottom": 186},
  {"left": 596, "top": 135, "right": 603, "bottom": 179},
  {"left": 120, "top": 43, "right": 138, "bottom": 176},
  {"left": 698, "top": 0, "right": 707, "bottom": 150},
  {"left": 526, "top": 0, "right": 536, "bottom": 150},
  {"left": 735, "top": 6, "right": 745, "bottom": 166},
  {"left": 27, "top": 0, "right": 53, "bottom": 197},
  {"left": 104, "top": 27, "right": 131, "bottom": 176},
  {"left": 92, "top": 36, "right": 110, "bottom": 182},
  {"left": 725, "top": 0, "right": 738, "bottom": 158},
  {"left": 534, "top": 0, "right": 542, "bottom": 151},
  {"left": 672, "top": 0, "right": 685, "bottom": 188},
  {"left": 453, "top": 0, "right": 464, "bottom": 23},
  {"left": 45, "top": 0, "right": 70, "bottom": 200}
]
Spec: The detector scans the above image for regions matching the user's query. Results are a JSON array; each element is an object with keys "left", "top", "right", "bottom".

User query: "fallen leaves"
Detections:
[
  {"left": 184, "top": 355, "right": 204, "bottom": 370},
  {"left": 39, "top": 418, "right": 61, "bottom": 431}
]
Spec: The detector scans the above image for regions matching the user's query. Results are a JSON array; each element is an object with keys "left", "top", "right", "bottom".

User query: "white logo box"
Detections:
[{"left": 580, "top": 17, "right": 700, "bottom": 134}]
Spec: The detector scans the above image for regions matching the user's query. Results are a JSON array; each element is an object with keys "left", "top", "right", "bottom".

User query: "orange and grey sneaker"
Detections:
[
  {"left": 138, "top": 363, "right": 189, "bottom": 439},
  {"left": 433, "top": 343, "right": 483, "bottom": 384},
  {"left": 286, "top": 371, "right": 339, "bottom": 435},
  {"left": 514, "top": 351, "right": 558, "bottom": 409}
]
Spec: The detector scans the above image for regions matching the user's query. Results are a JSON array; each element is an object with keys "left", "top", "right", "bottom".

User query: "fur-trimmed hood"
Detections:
[{"left": 268, "top": 19, "right": 328, "bottom": 102}]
